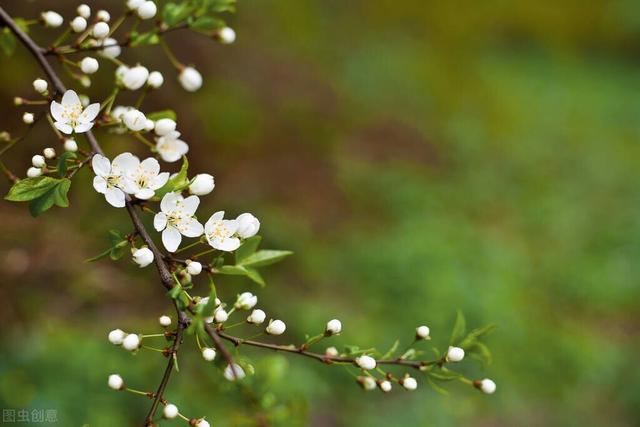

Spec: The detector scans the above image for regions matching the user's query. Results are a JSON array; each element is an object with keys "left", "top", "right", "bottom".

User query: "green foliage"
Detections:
[
  {"left": 57, "top": 151, "right": 77, "bottom": 177},
  {"left": 5, "top": 176, "right": 71, "bottom": 217},
  {"left": 85, "top": 230, "right": 129, "bottom": 262},
  {"left": 217, "top": 237, "right": 292, "bottom": 286},
  {"left": 0, "top": 27, "right": 16, "bottom": 56},
  {"left": 129, "top": 31, "right": 160, "bottom": 47},
  {"left": 153, "top": 156, "right": 189, "bottom": 199},
  {"left": 146, "top": 109, "right": 177, "bottom": 121}
]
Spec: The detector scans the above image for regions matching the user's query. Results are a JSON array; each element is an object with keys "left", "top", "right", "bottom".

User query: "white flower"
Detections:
[
  {"left": 479, "top": 378, "right": 496, "bottom": 394},
  {"left": 32, "top": 155, "right": 45, "bottom": 168},
  {"left": 379, "top": 380, "right": 392, "bottom": 392},
  {"left": 325, "top": 346, "right": 339, "bottom": 357},
  {"left": 247, "top": 309, "right": 266, "bottom": 324},
  {"left": 402, "top": 376, "right": 418, "bottom": 391},
  {"left": 163, "top": 403, "right": 178, "bottom": 419},
  {"left": 43, "top": 147, "right": 56, "bottom": 159},
  {"left": 41, "top": 11, "right": 63, "bottom": 28},
  {"left": 100, "top": 38, "right": 121, "bottom": 58},
  {"left": 127, "top": 0, "right": 145, "bottom": 9},
  {"left": 156, "top": 133, "right": 189, "bottom": 163},
  {"left": 22, "top": 112, "right": 34, "bottom": 124},
  {"left": 92, "top": 21, "right": 110, "bottom": 39},
  {"left": 96, "top": 10, "right": 110, "bottom": 22},
  {"left": 71, "top": 16, "right": 87, "bottom": 32},
  {"left": 355, "top": 355, "right": 376, "bottom": 370},
  {"left": 204, "top": 211, "right": 240, "bottom": 251},
  {"left": 154, "top": 192, "right": 204, "bottom": 252},
  {"left": 119, "top": 154, "right": 168, "bottom": 200},
  {"left": 122, "top": 65, "right": 149, "bottom": 90},
  {"left": 236, "top": 213, "right": 260, "bottom": 238},
  {"left": 50, "top": 90, "right": 99, "bottom": 134},
  {"left": 325, "top": 319, "right": 342, "bottom": 335},
  {"left": 223, "top": 364, "right": 246, "bottom": 381},
  {"left": 197, "top": 420, "right": 210, "bottom": 427},
  {"left": 108, "top": 329, "right": 126, "bottom": 345},
  {"left": 219, "top": 27, "right": 236, "bottom": 44},
  {"left": 132, "top": 247, "right": 154, "bottom": 267},
  {"left": 446, "top": 346, "right": 465, "bottom": 362},
  {"left": 122, "top": 333, "right": 141, "bottom": 351},
  {"left": 186, "top": 260, "right": 202, "bottom": 275},
  {"left": 33, "top": 78, "right": 48, "bottom": 93},
  {"left": 159, "top": 315, "right": 172, "bottom": 327},
  {"left": 77, "top": 4, "right": 91, "bottom": 19},
  {"left": 189, "top": 174, "right": 215, "bottom": 196},
  {"left": 358, "top": 376, "right": 376, "bottom": 391},
  {"left": 144, "top": 119, "right": 155, "bottom": 131},
  {"left": 26, "top": 167, "right": 41, "bottom": 178},
  {"left": 178, "top": 67, "right": 202, "bottom": 92},
  {"left": 147, "top": 71, "right": 164, "bottom": 88},
  {"left": 201, "top": 347, "right": 216, "bottom": 361},
  {"left": 110, "top": 105, "right": 130, "bottom": 122},
  {"left": 154, "top": 118, "right": 176, "bottom": 136},
  {"left": 92, "top": 153, "right": 132, "bottom": 208},
  {"left": 122, "top": 109, "right": 147, "bottom": 131},
  {"left": 266, "top": 319, "right": 286, "bottom": 335},
  {"left": 235, "top": 292, "right": 257, "bottom": 310},
  {"left": 108, "top": 374, "right": 124, "bottom": 390},
  {"left": 214, "top": 307, "right": 228, "bottom": 323},
  {"left": 64, "top": 138, "right": 78, "bottom": 152},
  {"left": 80, "top": 57, "right": 99, "bottom": 74},
  {"left": 416, "top": 325, "right": 430, "bottom": 340},
  {"left": 137, "top": 1, "right": 157, "bottom": 19}
]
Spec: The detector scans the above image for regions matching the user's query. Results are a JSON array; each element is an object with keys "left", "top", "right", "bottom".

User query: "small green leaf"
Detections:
[
  {"left": 6, "top": 177, "right": 61, "bottom": 202},
  {"left": 235, "top": 236, "right": 262, "bottom": 263},
  {"left": 57, "top": 151, "right": 77, "bottom": 177},
  {"left": 130, "top": 31, "right": 160, "bottom": 47},
  {"left": 27, "top": 178, "right": 71, "bottom": 217},
  {"left": 245, "top": 267, "right": 265, "bottom": 287},
  {"left": 162, "top": 2, "right": 194, "bottom": 26},
  {"left": 459, "top": 324, "right": 496, "bottom": 349},
  {"left": 201, "top": 281, "right": 218, "bottom": 317},
  {"left": 168, "top": 284, "right": 183, "bottom": 299},
  {"left": 239, "top": 250, "right": 293, "bottom": 268},
  {"left": 427, "top": 378, "right": 450, "bottom": 395},
  {"left": 0, "top": 28, "right": 16, "bottom": 57},
  {"left": 381, "top": 340, "right": 400, "bottom": 359},
  {"left": 146, "top": 110, "right": 177, "bottom": 121},
  {"left": 85, "top": 248, "right": 113, "bottom": 263},
  {"left": 449, "top": 310, "right": 466, "bottom": 345},
  {"left": 429, "top": 369, "right": 462, "bottom": 382},
  {"left": 190, "top": 15, "right": 224, "bottom": 31},
  {"left": 217, "top": 265, "right": 248, "bottom": 275},
  {"left": 466, "top": 342, "right": 493, "bottom": 365},
  {"left": 153, "top": 156, "right": 189, "bottom": 199}
]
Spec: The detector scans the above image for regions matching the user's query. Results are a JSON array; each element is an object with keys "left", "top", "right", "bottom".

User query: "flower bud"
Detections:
[
  {"left": 197, "top": 420, "right": 210, "bottom": 427},
  {"left": 41, "top": 11, "right": 63, "bottom": 28},
  {"left": 159, "top": 315, "right": 172, "bottom": 327},
  {"left": 163, "top": 403, "right": 178, "bottom": 419},
  {"left": 27, "top": 167, "right": 42, "bottom": 178},
  {"left": 201, "top": 347, "right": 216, "bottom": 361},
  {"left": 236, "top": 213, "right": 260, "bottom": 238},
  {"left": 22, "top": 112, "right": 34, "bottom": 124},
  {"left": 32, "top": 155, "right": 45, "bottom": 168},
  {"left": 214, "top": 307, "right": 228, "bottom": 323},
  {"left": 137, "top": 1, "right": 157, "bottom": 20},
  {"left": 43, "top": 147, "right": 56, "bottom": 159},
  {"left": 265, "top": 319, "right": 286, "bottom": 335},
  {"left": 80, "top": 75, "right": 91, "bottom": 88},
  {"left": 357, "top": 376, "right": 376, "bottom": 391},
  {"left": 100, "top": 38, "right": 121, "bottom": 59},
  {"left": 476, "top": 378, "right": 496, "bottom": 394},
  {"left": 446, "top": 346, "right": 465, "bottom": 362},
  {"left": 71, "top": 16, "right": 87, "bottom": 33},
  {"left": 189, "top": 174, "right": 215, "bottom": 196},
  {"left": 379, "top": 380, "right": 392, "bottom": 392},
  {"left": 108, "top": 374, "right": 124, "bottom": 390},
  {"left": 401, "top": 376, "right": 417, "bottom": 391},
  {"left": 33, "top": 78, "right": 48, "bottom": 93},
  {"left": 416, "top": 325, "right": 430, "bottom": 340},
  {"left": 186, "top": 260, "right": 202, "bottom": 275},
  {"left": 325, "top": 319, "right": 342, "bottom": 335},
  {"left": 122, "top": 333, "right": 141, "bottom": 351},
  {"left": 355, "top": 355, "right": 376, "bottom": 370},
  {"left": 247, "top": 309, "right": 266, "bottom": 324},
  {"left": 122, "top": 65, "right": 149, "bottom": 90},
  {"left": 122, "top": 109, "right": 147, "bottom": 131},
  {"left": 154, "top": 118, "right": 176, "bottom": 136},
  {"left": 13, "top": 97, "right": 23, "bottom": 106},
  {"left": 80, "top": 57, "right": 99, "bottom": 74},
  {"left": 218, "top": 27, "right": 236, "bottom": 44},
  {"left": 132, "top": 247, "right": 154, "bottom": 267},
  {"left": 64, "top": 139, "right": 78, "bottom": 152},
  {"left": 178, "top": 67, "right": 202, "bottom": 92},
  {"left": 96, "top": 10, "right": 110, "bottom": 22},
  {"left": 127, "top": 0, "right": 145, "bottom": 9},
  {"left": 92, "top": 22, "right": 110, "bottom": 39},
  {"left": 235, "top": 292, "right": 257, "bottom": 310},
  {"left": 325, "top": 346, "right": 339, "bottom": 357},
  {"left": 223, "top": 363, "right": 246, "bottom": 381},
  {"left": 108, "top": 329, "right": 126, "bottom": 345},
  {"left": 147, "top": 71, "right": 164, "bottom": 88},
  {"left": 143, "top": 119, "right": 155, "bottom": 132},
  {"left": 77, "top": 4, "right": 91, "bottom": 19}
]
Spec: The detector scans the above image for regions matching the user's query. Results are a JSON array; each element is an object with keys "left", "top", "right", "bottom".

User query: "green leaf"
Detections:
[
  {"left": 201, "top": 280, "right": 218, "bottom": 317},
  {"left": 0, "top": 28, "right": 16, "bottom": 57},
  {"left": 57, "top": 151, "right": 77, "bottom": 177},
  {"left": 235, "top": 236, "right": 261, "bottom": 263},
  {"left": 162, "top": 2, "right": 195, "bottom": 26},
  {"left": 466, "top": 342, "right": 493, "bottom": 365},
  {"left": 27, "top": 178, "right": 71, "bottom": 217},
  {"left": 153, "top": 156, "right": 189, "bottom": 200},
  {"left": 245, "top": 267, "right": 265, "bottom": 287},
  {"left": 85, "top": 230, "right": 128, "bottom": 262},
  {"left": 427, "top": 378, "right": 450, "bottom": 395},
  {"left": 168, "top": 284, "right": 183, "bottom": 299},
  {"left": 449, "top": 310, "right": 466, "bottom": 345},
  {"left": 217, "top": 265, "right": 248, "bottom": 275},
  {"left": 239, "top": 250, "right": 293, "bottom": 268},
  {"left": 146, "top": 110, "right": 177, "bottom": 121},
  {"left": 429, "top": 369, "right": 462, "bottom": 382},
  {"left": 459, "top": 324, "right": 496, "bottom": 349},
  {"left": 84, "top": 247, "right": 113, "bottom": 263},
  {"left": 130, "top": 31, "right": 160, "bottom": 47},
  {"left": 5, "top": 177, "right": 61, "bottom": 201},
  {"left": 190, "top": 15, "right": 224, "bottom": 31},
  {"left": 381, "top": 340, "right": 400, "bottom": 359}
]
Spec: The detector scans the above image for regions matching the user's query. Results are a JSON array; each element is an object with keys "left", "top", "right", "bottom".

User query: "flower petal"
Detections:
[
  {"left": 180, "top": 217, "right": 204, "bottom": 238},
  {"left": 105, "top": 187, "right": 126, "bottom": 208},
  {"left": 160, "top": 192, "right": 182, "bottom": 213},
  {"left": 140, "top": 157, "right": 160, "bottom": 175},
  {"left": 73, "top": 122, "right": 94, "bottom": 133},
  {"left": 153, "top": 212, "right": 167, "bottom": 231},
  {"left": 218, "top": 237, "right": 240, "bottom": 252},
  {"left": 79, "top": 103, "right": 100, "bottom": 123},
  {"left": 92, "top": 154, "right": 111, "bottom": 176},
  {"left": 112, "top": 152, "right": 139, "bottom": 174},
  {"left": 50, "top": 101, "right": 64, "bottom": 122},
  {"left": 135, "top": 188, "right": 155, "bottom": 200},
  {"left": 61, "top": 89, "right": 81, "bottom": 107},
  {"left": 162, "top": 226, "right": 182, "bottom": 252},
  {"left": 93, "top": 175, "right": 107, "bottom": 194},
  {"left": 55, "top": 122, "right": 73, "bottom": 134},
  {"left": 150, "top": 172, "right": 170, "bottom": 190},
  {"left": 181, "top": 195, "right": 200, "bottom": 215}
]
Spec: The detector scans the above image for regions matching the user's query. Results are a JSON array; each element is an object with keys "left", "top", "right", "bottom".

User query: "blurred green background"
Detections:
[{"left": 1, "top": 0, "right": 639, "bottom": 426}]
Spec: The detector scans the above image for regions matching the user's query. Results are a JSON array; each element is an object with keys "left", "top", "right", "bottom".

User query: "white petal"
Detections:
[
  {"left": 55, "top": 122, "right": 73, "bottom": 134},
  {"left": 105, "top": 187, "right": 126, "bottom": 207},
  {"left": 181, "top": 195, "right": 200, "bottom": 215},
  {"left": 120, "top": 177, "right": 139, "bottom": 194},
  {"left": 61, "top": 89, "right": 81, "bottom": 107},
  {"left": 135, "top": 188, "right": 155, "bottom": 200},
  {"left": 160, "top": 192, "right": 182, "bottom": 213},
  {"left": 162, "top": 226, "right": 182, "bottom": 252},
  {"left": 73, "top": 122, "right": 94, "bottom": 133},
  {"left": 180, "top": 217, "right": 204, "bottom": 237},
  {"left": 112, "top": 152, "right": 139, "bottom": 174},
  {"left": 204, "top": 211, "right": 224, "bottom": 233},
  {"left": 79, "top": 103, "right": 100, "bottom": 122},
  {"left": 218, "top": 237, "right": 240, "bottom": 252},
  {"left": 224, "top": 219, "right": 239, "bottom": 235},
  {"left": 140, "top": 157, "right": 160, "bottom": 175},
  {"left": 154, "top": 212, "right": 167, "bottom": 231},
  {"left": 150, "top": 172, "right": 169, "bottom": 190},
  {"left": 93, "top": 175, "right": 107, "bottom": 193},
  {"left": 92, "top": 154, "right": 111, "bottom": 176},
  {"left": 50, "top": 101, "right": 64, "bottom": 122}
]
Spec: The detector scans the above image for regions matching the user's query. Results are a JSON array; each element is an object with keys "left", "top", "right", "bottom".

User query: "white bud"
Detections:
[
  {"left": 41, "top": 11, "right": 63, "bottom": 28},
  {"left": 236, "top": 213, "right": 260, "bottom": 238},
  {"left": 163, "top": 403, "right": 178, "bottom": 419},
  {"left": 157, "top": 315, "right": 171, "bottom": 327},
  {"left": 108, "top": 329, "right": 126, "bottom": 345},
  {"left": 401, "top": 376, "right": 418, "bottom": 391},
  {"left": 122, "top": 65, "right": 149, "bottom": 90},
  {"left": 127, "top": 0, "right": 145, "bottom": 9},
  {"left": 219, "top": 27, "right": 236, "bottom": 44},
  {"left": 131, "top": 247, "right": 154, "bottom": 268},
  {"left": 92, "top": 21, "right": 110, "bottom": 39},
  {"left": 147, "top": 71, "right": 164, "bottom": 88},
  {"left": 178, "top": 67, "right": 202, "bottom": 92},
  {"left": 137, "top": 1, "right": 157, "bottom": 20},
  {"left": 122, "top": 334, "right": 141, "bottom": 351},
  {"left": 479, "top": 378, "right": 496, "bottom": 394},
  {"left": 201, "top": 347, "right": 216, "bottom": 362},
  {"left": 223, "top": 363, "right": 246, "bottom": 381},
  {"left": 416, "top": 325, "right": 430, "bottom": 339},
  {"left": 325, "top": 346, "right": 339, "bottom": 357},
  {"left": 153, "top": 118, "right": 176, "bottom": 136},
  {"left": 214, "top": 307, "right": 228, "bottom": 323},
  {"left": 235, "top": 292, "right": 257, "bottom": 310},
  {"left": 33, "top": 78, "right": 48, "bottom": 93},
  {"left": 266, "top": 319, "right": 286, "bottom": 335},
  {"left": 108, "top": 374, "right": 124, "bottom": 390},
  {"left": 325, "top": 319, "right": 342, "bottom": 335},
  {"left": 247, "top": 309, "right": 266, "bottom": 324},
  {"left": 43, "top": 147, "right": 56, "bottom": 159},
  {"left": 80, "top": 57, "right": 99, "bottom": 74},
  {"left": 358, "top": 376, "right": 376, "bottom": 391},
  {"left": 197, "top": 420, "right": 210, "bottom": 427},
  {"left": 100, "top": 38, "right": 121, "bottom": 59},
  {"left": 186, "top": 260, "right": 202, "bottom": 275},
  {"left": 189, "top": 174, "right": 215, "bottom": 196},
  {"left": 144, "top": 119, "right": 155, "bottom": 132},
  {"left": 355, "top": 355, "right": 376, "bottom": 370},
  {"left": 26, "top": 167, "right": 42, "bottom": 178},
  {"left": 379, "top": 380, "right": 392, "bottom": 392},
  {"left": 96, "top": 10, "right": 111, "bottom": 22},
  {"left": 22, "top": 112, "right": 34, "bottom": 124},
  {"left": 64, "top": 139, "right": 78, "bottom": 152},
  {"left": 77, "top": 4, "right": 91, "bottom": 19},
  {"left": 31, "top": 155, "right": 45, "bottom": 168},
  {"left": 122, "top": 109, "right": 147, "bottom": 131},
  {"left": 446, "top": 346, "right": 465, "bottom": 362},
  {"left": 70, "top": 16, "right": 87, "bottom": 33},
  {"left": 80, "top": 75, "right": 91, "bottom": 88}
]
